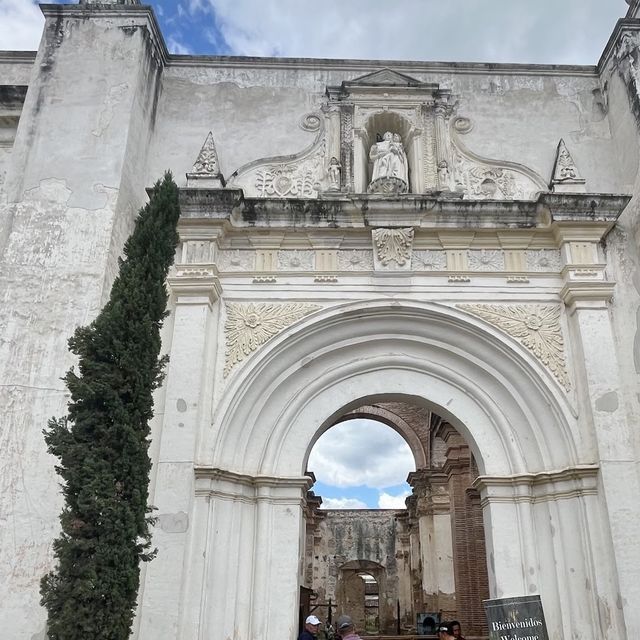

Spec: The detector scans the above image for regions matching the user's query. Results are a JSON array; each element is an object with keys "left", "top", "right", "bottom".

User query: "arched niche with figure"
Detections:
[{"left": 355, "top": 111, "right": 421, "bottom": 194}]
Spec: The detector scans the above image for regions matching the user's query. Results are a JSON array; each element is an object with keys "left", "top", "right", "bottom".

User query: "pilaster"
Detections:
[
  {"left": 138, "top": 270, "right": 222, "bottom": 640},
  {"left": 561, "top": 278, "right": 640, "bottom": 637}
]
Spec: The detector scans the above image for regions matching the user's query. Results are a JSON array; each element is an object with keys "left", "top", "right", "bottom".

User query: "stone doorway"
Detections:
[{"left": 303, "top": 401, "right": 490, "bottom": 636}]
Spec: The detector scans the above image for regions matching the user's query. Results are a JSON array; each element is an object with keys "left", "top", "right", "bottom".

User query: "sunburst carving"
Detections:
[
  {"left": 224, "top": 302, "right": 321, "bottom": 376},
  {"left": 458, "top": 304, "right": 570, "bottom": 390}
]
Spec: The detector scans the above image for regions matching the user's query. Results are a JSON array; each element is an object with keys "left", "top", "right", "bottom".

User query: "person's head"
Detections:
[
  {"left": 451, "top": 621, "right": 462, "bottom": 638},
  {"left": 438, "top": 623, "right": 454, "bottom": 639},
  {"left": 305, "top": 615, "right": 321, "bottom": 635},
  {"left": 383, "top": 131, "right": 393, "bottom": 141},
  {"left": 393, "top": 133, "right": 401, "bottom": 143},
  {"left": 337, "top": 615, "right": 354, "bottom": 636}
]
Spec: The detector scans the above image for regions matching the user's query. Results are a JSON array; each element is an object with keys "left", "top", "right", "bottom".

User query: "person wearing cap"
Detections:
[
  {"left": 299, "top": 614, "right": 322, "bottom": 640},
  {"left": 336, "top": 615, "right": 362, "bottom": 640},
  {"left": 438, "top": 622, "right": 455, "bottom": 640}
]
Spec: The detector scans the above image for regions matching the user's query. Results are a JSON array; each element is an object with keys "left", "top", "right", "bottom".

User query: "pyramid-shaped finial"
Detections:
[
  {"left": 550, "top": 139, "right": 585, "bottom": 193},
  {"left": 186, "top": 132, "right": 225, "bottom": 188}
]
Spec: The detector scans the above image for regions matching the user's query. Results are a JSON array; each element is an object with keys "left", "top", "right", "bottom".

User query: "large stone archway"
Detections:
[{"left": 161, "top": 299, "right": 623, "bottom": 640}]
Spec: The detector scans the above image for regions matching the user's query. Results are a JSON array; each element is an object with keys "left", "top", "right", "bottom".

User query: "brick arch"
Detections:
[{"left": 333, "top": 404, "right": 428, "bottom": 468}]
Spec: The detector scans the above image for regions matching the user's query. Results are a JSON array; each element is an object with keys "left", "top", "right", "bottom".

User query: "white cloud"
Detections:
[
  {"left": 204, "top": 0, "right": 624, "bottom": 64},
  {"left": 3, "top": 0, "right": 625, "bottom": 63},
  {"left": 378, "top": 490, "right": 411, "bottom": 509},
  {"left": 307, "top": 419, "right": 415, "bottom": 489},
  {"left": 321, "top": 497, "right": 368, "bottom": 510},
  {"left": 0, "top": 0, "right": 44, "bottom": 51},
  {"left": 166, "top": 34, "right": 193, "bottom": 54}
]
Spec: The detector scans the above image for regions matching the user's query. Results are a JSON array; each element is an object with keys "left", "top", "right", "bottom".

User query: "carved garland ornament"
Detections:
[
  {"left": 224, "top": 302, "right": 321, "bottom": 376},
  {"left": 458, "top": 304, "right": 570, "bottom": 390}
]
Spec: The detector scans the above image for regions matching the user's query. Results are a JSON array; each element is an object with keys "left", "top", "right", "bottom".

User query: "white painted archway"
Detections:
[{"left": 185, "top": 300, "right": 622, "bottom": 640}]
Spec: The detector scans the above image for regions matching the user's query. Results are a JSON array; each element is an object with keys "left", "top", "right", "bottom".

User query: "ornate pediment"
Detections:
[{"left": 344, "top": 68, "right": 426, "bottom": 88}]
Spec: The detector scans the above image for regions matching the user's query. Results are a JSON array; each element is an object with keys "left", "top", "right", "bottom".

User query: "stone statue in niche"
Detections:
[
  {"left": 368, "top": 131, "right": 409, "bottom": 194},
  {"left": 327, "top": 156, "right": 341, "bottom": 191},
  {"left": 438, "top": 160, "right": 451, "bottom": 191}
]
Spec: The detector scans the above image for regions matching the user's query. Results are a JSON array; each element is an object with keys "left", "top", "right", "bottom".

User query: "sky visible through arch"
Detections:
[
  {"left": 308, "top": 419, "right": 415, "bottom": 509},
  {"left": 2, "top": 0, "right": 627, "bottom": 64}
]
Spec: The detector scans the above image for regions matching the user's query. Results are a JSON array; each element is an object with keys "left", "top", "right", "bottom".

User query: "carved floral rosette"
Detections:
[
  {"left": 412, "top": 250, "right": 446, "bottom": 271},
  {"left": 338, "top": 250, "right": 375, "bottom": 271},
  {"left": 224, "top": 302, "right": 321, "bottom": 376},
  {"left": 458, "top": 303, "right": 570, "bottom": 390},
  {"left": 218, "top": 250, "right": 256, "bottom": 272}
]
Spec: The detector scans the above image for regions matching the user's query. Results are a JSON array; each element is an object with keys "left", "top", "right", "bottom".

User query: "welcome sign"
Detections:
[{"left": 483, "top": 595, "right": 549, "bottom": 640}]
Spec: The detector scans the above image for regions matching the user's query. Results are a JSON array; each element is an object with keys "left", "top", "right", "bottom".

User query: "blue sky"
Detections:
[
  {"left": 1, "top": 0, "right": 628, "bottom": 64},
  {"left": 308, "top": 420, "right": 414, "bottom": 509}
]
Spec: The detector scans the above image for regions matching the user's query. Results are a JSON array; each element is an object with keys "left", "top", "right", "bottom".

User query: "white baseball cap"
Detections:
[{"left": 306, "top": 615, "right": 321, "bottom": 625}]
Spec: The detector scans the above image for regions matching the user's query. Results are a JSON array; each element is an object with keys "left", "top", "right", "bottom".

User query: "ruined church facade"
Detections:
[{"left": 2, "top": 1, "right": 640, "bottom": 639}]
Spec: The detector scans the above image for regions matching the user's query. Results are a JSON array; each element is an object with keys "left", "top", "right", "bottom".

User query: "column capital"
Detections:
[
  {"left": 168, "top": 265, "right": 223, "bottom": 307},
  {"left": 560, "top": 281, "right": 615, "bottom": 311}
]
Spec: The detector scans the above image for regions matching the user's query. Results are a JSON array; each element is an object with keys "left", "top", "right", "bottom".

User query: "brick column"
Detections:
[{"left": 441, "top": 426, "right": 489, "bottom": 635}]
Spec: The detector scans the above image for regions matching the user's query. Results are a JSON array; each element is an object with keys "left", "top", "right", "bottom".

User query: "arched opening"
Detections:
[
  {"left": 303, "top": 401, "right": 489, "bottom": 635},
  {"left": 195, "top": 300, "right": 607, "bottom": 640}
]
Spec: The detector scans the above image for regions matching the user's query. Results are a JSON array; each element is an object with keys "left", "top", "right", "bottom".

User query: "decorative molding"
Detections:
[
  {"left": 473, "top": 465, "right": 599, "bottom": 506},
  {"left": 560, "top": 281, "right": 616, "bottom": 309},
  {"left": 167, "top": 267, "right": 223, "bottom": 307},
  {"left": 277, "top": 250, "right": 314, "bottom": 271},
  {"left": 228, "top": 112, "right": 326, "bottom": 198},
  {"left": 526, "top": 249, "right": 562, "bottom": 272},
  {"left": 467, "top": 249, "right": 505, "bottom": 272},
  {"left": 372, "top": 228, "right": 414, "bottom": 268},
  {"left": 218, "top": 250, "right": 256, "bottom": 272},
  {"left": 550, "top": 139, "right": 586, "bottom": 193},
  {"left": 186, "top": 132, "right": 225, "bottom": 188},
  {"left": 458, "top": 304, "right": 570, "bottom": 390},
  {"left": 314, "top": 275, "right": 338, "bottom": 283},
  {"left": 224, "top": 302, "right": 321, "bottom": 376},
  {"left": 252, "top": 276, "right": 277, "bottom": 283},
  {"left": 448, "top": 274, "right": 471, "bottom": 283},
  {"left": 412, "top": 250, "right": 446, "bottom": 271},
  {"left": 450, "top": 116, "right": 547, "bottom": 200},
  {"left": 337, "top": 250, "right": 374, "bottom": 271},
  {"left": 340, "top": 108, "right": 354, "bottom": 191}
]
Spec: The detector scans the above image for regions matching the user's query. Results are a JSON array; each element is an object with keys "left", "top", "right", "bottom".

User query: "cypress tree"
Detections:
[{"left": 40, "top": 173, "right": 181, "bottom": 639}]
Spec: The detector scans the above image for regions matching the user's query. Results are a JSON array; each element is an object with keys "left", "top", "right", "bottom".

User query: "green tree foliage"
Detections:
[{"left": 40, "top": 173, "right": 181, "bottom": 639}]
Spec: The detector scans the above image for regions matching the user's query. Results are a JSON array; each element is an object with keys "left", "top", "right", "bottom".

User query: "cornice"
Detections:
[
  {"left": 167, "top": 266, "right": 223, "bottom": 307},
  {"left": 178, "top": 188, "right": 630, "bottom": 233},
  {"left": 0, "top": 51, "right": 37, "bottom": 63},
  {"left": 194, "top": 467, "right": 314, "bottom": 499},
  {"left": 167, "top": 54, "right": 598, "bottom": 78},
  {"left": 560, "top": 281, "right": 616, "bottom": 308},
  {"left": 473, "top": 465, "right": 599, "bottom": 506}
]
